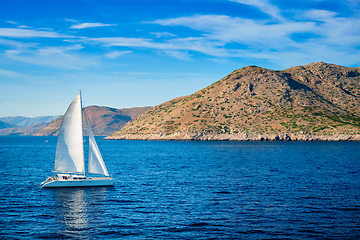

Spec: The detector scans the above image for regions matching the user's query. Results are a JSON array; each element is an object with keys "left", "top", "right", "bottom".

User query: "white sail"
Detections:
[
  {"left": 54, "top": 94, "right": 85, "bottom": 173},
  {"left": 86, "top": 115, "right": 109, "bottom": 176}
]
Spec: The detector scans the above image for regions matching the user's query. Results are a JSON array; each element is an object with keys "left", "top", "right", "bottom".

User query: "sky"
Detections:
[{"left": 0, "top": 0, "right": 360, "bottom": 117}]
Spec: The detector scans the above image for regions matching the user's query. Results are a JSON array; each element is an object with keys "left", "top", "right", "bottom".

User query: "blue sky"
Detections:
[{"left": 0, "top": 0, "right": 359, "bottom": 117}]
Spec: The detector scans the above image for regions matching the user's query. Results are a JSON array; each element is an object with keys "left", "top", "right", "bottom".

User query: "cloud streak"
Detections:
[
  {"left": 105, "top": 50, "right": 133, "bottom": 59},
  {"left": 89, "top": 36, "right": 228, "bottom": 58},
  {"left": 5, "top": 45, "right": 97, "bottom": 70},
  {"left": 231, "top": 0, "right": 284, "bottom": 21},
  {"left": 0, "top": 28, "right": 71, "bottom": 38},
  {"left": 0, "top": 69, "right": 30, "bottom": 79},
  {"left": 70, "top": 23, "right": 117, "bottom": 29}
]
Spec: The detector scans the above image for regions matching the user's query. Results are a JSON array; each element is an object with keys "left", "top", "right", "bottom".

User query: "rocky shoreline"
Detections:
[{"left": 105, "top": 132, "right": 360, "bottom": 141}]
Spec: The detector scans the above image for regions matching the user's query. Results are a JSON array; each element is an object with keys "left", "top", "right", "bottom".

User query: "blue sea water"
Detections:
[{"left": 0, "top": 136, "right": 360, "bottom": 239}]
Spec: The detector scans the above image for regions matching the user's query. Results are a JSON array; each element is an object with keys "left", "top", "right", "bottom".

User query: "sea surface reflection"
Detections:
[{"left": 49, "top": 187, "right": 113, "bottom": 239}]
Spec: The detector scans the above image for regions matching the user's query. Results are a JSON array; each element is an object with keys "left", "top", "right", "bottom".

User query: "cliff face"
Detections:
[
  {"left": 106, "top": 62, "right": 360, "bottom": 141},
  {"left": 34, "top": 106, "right": 150, "bottom": 136}
]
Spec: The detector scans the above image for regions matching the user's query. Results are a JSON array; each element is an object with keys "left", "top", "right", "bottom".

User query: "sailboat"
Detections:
[{"left": 41, "top": 92, "right": 114, "bottom": 188}]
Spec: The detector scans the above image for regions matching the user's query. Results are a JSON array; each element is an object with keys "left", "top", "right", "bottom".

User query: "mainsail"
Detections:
[
  {"left": 54, "top": 94, "right": 85, "bottom": 173},
  {"left": 86, "top": 115, "right": 109, "bottom": 176}
]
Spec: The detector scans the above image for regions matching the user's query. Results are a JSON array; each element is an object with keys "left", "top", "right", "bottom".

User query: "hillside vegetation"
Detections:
[{"left": 107, "top": 62, "right": 360, "bottom": 141}]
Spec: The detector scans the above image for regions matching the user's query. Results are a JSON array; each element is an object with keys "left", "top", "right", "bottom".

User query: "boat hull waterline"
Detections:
[{"left": 41, "top": 177, "right": 115, "bottom": 188}]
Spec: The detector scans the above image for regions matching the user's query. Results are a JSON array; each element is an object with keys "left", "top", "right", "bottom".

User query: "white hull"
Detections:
[{"left": 41, "top": 177, "right": 114, "bottom": 188}]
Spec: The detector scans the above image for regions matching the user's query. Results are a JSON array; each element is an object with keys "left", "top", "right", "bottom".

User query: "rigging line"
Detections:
[{"left": 83, "top": 108, "right": 111, "bottom": 175}]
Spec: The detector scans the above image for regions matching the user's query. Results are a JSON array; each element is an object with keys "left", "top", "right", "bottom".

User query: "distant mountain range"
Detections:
[
  {"left": 0, "top": 120, "right": 14, "bottom": 129},
  {"left": 0, "top": 116, "right": 60, "bottom": 136},
  {"left": 106, "top": 62, "right": 360, "bottom": 141},
  {"left": 0, "top": 116, "right": 60, "bottom": 128},
  {"left": 0, "top": 106, "right": 150, "bottom": 136}
]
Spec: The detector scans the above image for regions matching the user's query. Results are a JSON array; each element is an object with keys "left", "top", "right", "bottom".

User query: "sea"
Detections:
[{"left": 0, "top": 136, "right": 359, "bottom": 239}]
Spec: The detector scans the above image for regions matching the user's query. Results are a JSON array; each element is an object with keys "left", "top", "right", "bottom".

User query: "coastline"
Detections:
[{"left": 104, "top": 132, "right": 360, "bottom": 141}]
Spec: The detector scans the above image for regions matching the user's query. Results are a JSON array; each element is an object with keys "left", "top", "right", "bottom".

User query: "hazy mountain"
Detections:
[
  {"left": 0, "top": 106, "right": 149, "bottom": 136},
  {"left": 0, "top": 123, "right": 49, "bottom": 136},
  {"left": 0, "top": 116, "right": 59, "bottom": 135},
  {"left": 0, "top": 116, "right": 60, "bottom": 127},
  {"left": 34, "top": 106, "right": 150, "bottom": 136},
  {"left": 106, "top": 62, "right": 360, "bottom": 141},
  {"left": 0, "top": 120, "right": 14, "bottom": 129}
]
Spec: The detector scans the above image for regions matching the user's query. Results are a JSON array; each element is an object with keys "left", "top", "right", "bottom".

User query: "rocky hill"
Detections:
[
  {"left": 34, "top": 106, "right": 150, "bottom": 136},
  {"left": 106, "top": 62, "right": 360, "bottom": 141}
]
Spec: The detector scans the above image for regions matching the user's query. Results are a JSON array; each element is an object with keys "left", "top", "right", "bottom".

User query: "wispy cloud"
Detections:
[
  {"left": 143, "top": 1, "right": 360, "bottom": 67},
  {"left": 70, "top": 22, "right": 117, "bottom": 29},
  {"left": 231, "top": 0, "right": 285, "bottom": 21},
  {"left": 298, "top": 9, "right": 360, "bottom": 46},
  {"left": 301, "top": 9, "right": 338, "bottom": 20},
  {"left": 162, "top": 50, "right": 192, "bottom": 60},
  {"left": 0, "top": 37, "right": 37, "bottom": 49},
  {"left": 78, "top": 0, "right": 359, "bottom": 68},
  {"left": 89, "top": 37, "right": 159, "bottom": 48},
  {"left": 5, "top": 45, "right": 97, "bottom": 70},
  {"left": 89, "top": 36, "right": 227, "bottom": 58},
  {"left": 146, "top": 14, "right": 317, "bottom": 57},
  {"left": 0, "top": 69, "right": 29, "bottom": 79},
  {"left": 0, "top": 28, "right": 71, "bottom": 38},
  {"left": 345, "top": 0, "right": 360, "bottom": 7},
  {"left": 65, "top": 18, "right": 78, "bottom": 23},
  {"left": 150, "top": 14, "right": 316, "bottom": 44},
  {"left": 105, "top": 50, "right": 132, "bottom": 59},
  {"left": 151, "top": 32, "right": 177, "bottom": 38},
  {"left": 2, "top": 1, "right": 359, "bottom": 71},
  {"left": 17, "top": 25, "right": 33, "bottom": 29}
]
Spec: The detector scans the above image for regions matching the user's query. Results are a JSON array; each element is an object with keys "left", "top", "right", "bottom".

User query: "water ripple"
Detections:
[{"left": 1, "top": 137, "right": 360, "bottom": 239}]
